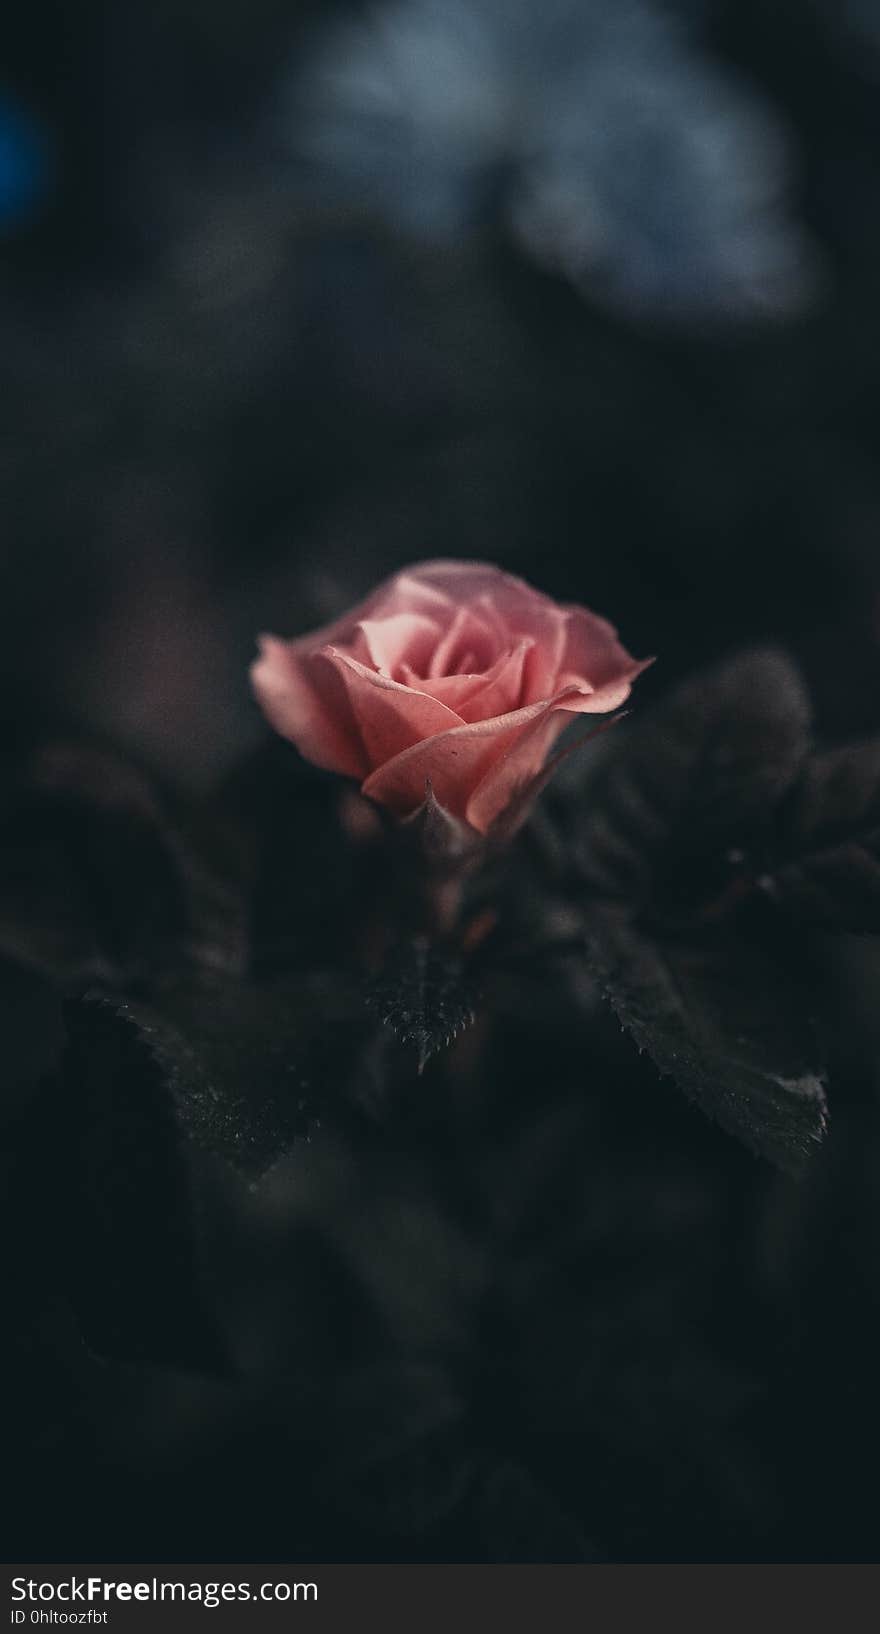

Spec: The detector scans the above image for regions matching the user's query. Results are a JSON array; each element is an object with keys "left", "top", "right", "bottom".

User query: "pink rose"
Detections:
[{"left": 251, "top": 560, "right": 649, "bottom": 836}]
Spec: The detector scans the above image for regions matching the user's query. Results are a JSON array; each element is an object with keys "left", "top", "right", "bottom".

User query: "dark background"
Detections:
[{"left": 3, "top": 0, "right": 880, "bottom": 1563}]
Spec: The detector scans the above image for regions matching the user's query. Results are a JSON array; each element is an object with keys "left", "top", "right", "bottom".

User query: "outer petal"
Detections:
[
  {"left": 477, "top": 712, "right": 626, "bottom": 840},
  {"left": 321, "top": 647, "right": 465, "bottom": 765},
  {"left": 250, "top": 634, "right": 368, "bottom": 779},
  {"left": 397, "top": 560, "right": 557, "bottom": 612},
  {"left": 380, "top": 560, "right": 510, "bottom": 608},
  {"left": 361, "top": 687, "right": 590, "bottom": 827},
  {"left": 463, "top": 651, "right": 652, "bottom": 833},
  {"left": 465, "top": 706, "right": 580, "bottom": 834},
  {"left": 561, "top": 605, "right": 651, "bottom": 689},
  {"left": 369, "top": 566, "right": 460, "bottom": 623},
  {"left": 557, "top": 657, "right": 655, "bottom": 715}
]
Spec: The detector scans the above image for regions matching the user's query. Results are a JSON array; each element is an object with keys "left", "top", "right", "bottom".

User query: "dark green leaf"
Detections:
[
  {"left": 0, "top": 742, "right": 245, "bottom": 986},
  {"left": 368, "top": 938, "right": 476, "bottom": 1072},
  {"left": 587, "top": 911, "right": 827, "bottom": 1174},
  {"left": 577, "top": 650, "right": 810, "bottom": 911},
  {"left": 771, "top": 740, "right": 880, "bottom": 932},
  {"left": 63, "top": 991, "right": 223, "bottom": 1367},
  {"left": 62, "top": 973, "right": 370, "bottom": 1363},
  {"left": 71, "top": 973, "right": 367, "bottom": 1174}
]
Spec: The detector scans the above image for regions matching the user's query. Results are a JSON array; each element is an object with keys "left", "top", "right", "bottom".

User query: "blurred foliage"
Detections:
[{"left": 287, "top": 0, "right": 818, "bottom": 320}]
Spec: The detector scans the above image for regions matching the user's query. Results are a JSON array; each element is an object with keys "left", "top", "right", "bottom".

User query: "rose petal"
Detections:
[
  {"left": 250, "top": 635, "right": 367, "bottom": 778},
  {"left": 396, "top": 561, "right": 550, "bottom": 610},
  {"left": 556, "top": 657, "right": 655, "bottom": 715},
  {"left": 482, "top": 711, "right": 626, "bottom": 840},
  {"left": 455, "top": 638, "right": 533, "bottom": 721},
  {"left": 426, "top": 603, "right": 500, "bottom": 678},
  {"left": 397, "top": 639, "right": 533, "bottom": 720},
  {"left": 353, "top": 612, "right": 442, "bottom": 677},
  {"left": 321, "top": 647, "right": 465, "bottom": 765},
  {"left": 361, "top": 687, "right": 590, "bottom": 826},
  {"left": 561, "top": 605, "right": 652, "bottom": 689},
  {"left": 465, "top": 706, "right": 579, "bottom": 834},
  {"left": 395, "top": 562, "right": 571, "bottom": 697},
  {"left": 374, "top": 567, "right": 459, "bottom": 622},
  {"left": 496, "top": 598, "right": 568, "bottom": 699}
]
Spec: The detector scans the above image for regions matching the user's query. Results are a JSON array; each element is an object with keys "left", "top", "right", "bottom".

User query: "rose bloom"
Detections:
[{"left": 251, "top": 560, "right": 649, "bottom": 836}]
